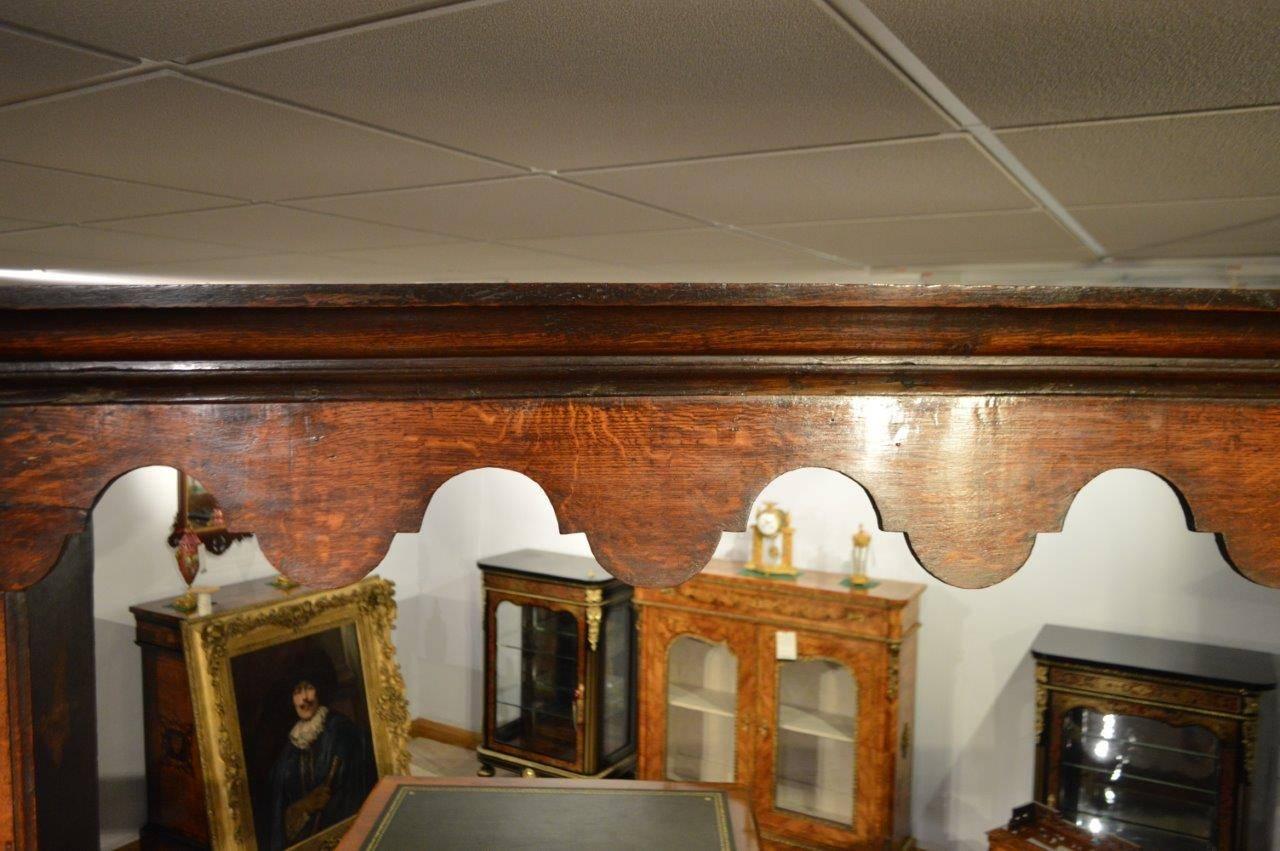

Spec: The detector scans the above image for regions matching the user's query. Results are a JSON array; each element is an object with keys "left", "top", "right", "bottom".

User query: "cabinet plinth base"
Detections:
[{"left": 475, "top": 745, "right": 635, "bottom": 780}]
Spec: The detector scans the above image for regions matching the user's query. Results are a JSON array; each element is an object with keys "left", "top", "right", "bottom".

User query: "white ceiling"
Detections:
[{"left": 0, "top": 0, "right": 1276, "bottom": 285}]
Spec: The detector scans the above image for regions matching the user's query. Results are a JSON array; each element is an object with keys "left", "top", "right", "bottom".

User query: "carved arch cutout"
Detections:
[
  {"left": 714, "top": 464, "right": 1250, "bottom": 592},
  {"left": 2, "top": 396, "right": 1279, "bottom": 592}
]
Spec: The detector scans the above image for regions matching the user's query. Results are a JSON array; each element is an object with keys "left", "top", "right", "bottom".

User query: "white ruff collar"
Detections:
[{"left": 289, "top": 705, "right": 329, "bottom": 750}]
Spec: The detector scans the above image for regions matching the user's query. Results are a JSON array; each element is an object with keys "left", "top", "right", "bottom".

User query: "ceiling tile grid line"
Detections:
[
  {"left": 181, "top": 0, "right": 506, "bottom": 67},
  {"left": 0, "top": 57, "right": 172, "bottom": 112},
  {"left": 543, "top": 175, "right": 872, "bottom": 268},
  {"left": 0, "top": 72, "right": 518, "bottom": 201},
  {"left": 558, "top": 131, "right": 972, "bottom": 176},
  {"left": 87, "top": 203, "right": 463, "bottom": 254},
  {"left": 995, "top": 102, "right": 1280, "bottom": 135},
  {"left": 0, "top": 19, "right": 139, "bottom": 63},
  {"left": 0, "top": 158, "right": 248, "bottom": 224},
  {"left": 821, "top": 0, "right": 1109, "bottom": 259},
  {"left": 1135, "top": 212, "right": 1280, "bottom": 257},
  {"left": 0, "top": 0, "right": 1275, "bottom": 280},
  {"left": 0, "top": 67, "right": 532, "bottom": 187},
  {"left": 166, "top": 70, "right": 530, "bottom": 173},
  {"left": 193, "top": 0, "right": 953, "bottom": 170},
  {"left": 0, "top": 26, "right": 143, "bottom": 108}
]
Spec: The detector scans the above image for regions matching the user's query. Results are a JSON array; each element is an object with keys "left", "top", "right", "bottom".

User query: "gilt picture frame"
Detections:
[{"left": 182, "top": 577, "right": 410, "bottom": 850}]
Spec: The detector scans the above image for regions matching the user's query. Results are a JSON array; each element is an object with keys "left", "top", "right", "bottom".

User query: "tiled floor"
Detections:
[{"left": 408, "top": 737, "right": 516, "bottom": 778}]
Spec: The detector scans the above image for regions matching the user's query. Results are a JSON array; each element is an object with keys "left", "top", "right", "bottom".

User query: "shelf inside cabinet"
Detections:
[
  {"left": 778, "top": 705, "right": 854, "bottom": 743},
  {"left": 667, "top": 748, "right": 736, "bottom": 784},
  {"left": 668, "top": 682, "right": 736, "bottom": 718},
  {"left": 775, "top": 777, "right": 852, "bottom": 826}
]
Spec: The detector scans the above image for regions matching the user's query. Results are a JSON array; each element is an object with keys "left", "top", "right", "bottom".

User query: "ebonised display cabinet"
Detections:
[
  {"left": 1032, "top": 624, "right": 1277, "bottom": 851},
  {"left": 477, "top": 549, "right": 636, "bottom": 779},
  {"left": 634, "top": 558, "right": 924, "bottom": 850}
]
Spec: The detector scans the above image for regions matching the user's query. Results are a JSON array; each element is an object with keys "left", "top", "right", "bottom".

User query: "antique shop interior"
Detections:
[
  {"left": 2, "top": 1, "right": 1280, "bottom": 850},
  {"left": 85, "top": 463, "right": 1280, "bottom": 850}
]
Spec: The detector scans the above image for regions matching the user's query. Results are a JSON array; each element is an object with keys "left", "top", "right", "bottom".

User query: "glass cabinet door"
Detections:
[
  {"left": 493, "top": 600, "right": 581, "bottom": 766},
  {"left": 1055, "top": 706, "right": 1222, "bottom": 850},
  {"left": 754, "top": 628, "right": 884, "bottom": 848},
  {"left": 774, "top": 659, "right": 857, "bottom": 826},
  {"left": 599, "top": 600, "right": 634, "bottom": 760},
  {"left": 665, "top": 635, "right": 739, "bottom": 782}
]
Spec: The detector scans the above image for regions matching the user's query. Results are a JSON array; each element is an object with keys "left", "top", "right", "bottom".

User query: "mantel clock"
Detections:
[{"left": 747, "top": 501, "right": 796, "bottom": 577}]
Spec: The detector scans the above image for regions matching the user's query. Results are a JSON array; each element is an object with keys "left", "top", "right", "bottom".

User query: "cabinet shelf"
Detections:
[
  {"left": 775, "top": 777, "right": 853, "bottom": 826},
  {"left": 778, "top": 705, "right": 854, "bottom": 743},
  {"left": 668, "top": 682, "right": 736, "bottom": 718}
]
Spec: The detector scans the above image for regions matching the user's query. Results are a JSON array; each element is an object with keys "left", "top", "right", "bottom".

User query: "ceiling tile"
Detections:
[
  {"left": 1071, "top": 197, "right": 1280, "bottom": 256},
  {"left": 200, "top": 0, "right": 948, "bottom": 170},
  {"left": 1124, "top": 214, "right": 1280, "bottom": 260},
  {"left": 754, "top": 211, "right": 1094, "bottom": 267},
  {"left": 860, "top": 0, "right": 1280, "bottom": 127},
  {"left": 0, "top": 72, "right": 513, "bottom": 200},
  {"left": 0, "top": 246, "right": 136, "bottom": 273},
  {"left": 0, "top": 1, "right": 451, "bottom": 62},
  {"left": 128, "top": 252, "right": 418, "bottom": 283},
  {"left": 637, "top": 259, "right": 858, "bottom": 283},
  {"left": 95, "top": 204, "right": 454, "bottom": 252},
  {"left": 510, "top": 228, "right": 829, "bottom": 266},
  {"left": 998, "top": 109, "right": 1280, "bottom": 206},
  {"left": 0, "top": 225, "right": 259, "bottom": 264},
  {"left": 289, "top": 176, "right": 693, "bottom": 240},
  {"left": 327, "top": 240, "right": 641, "bottom": 281},
  {"left": 0, "top": 160, "right": 239, "bottom": 224},
  {"left": 0, "top": 26, "right": 135, "bottom": 104},
  {"left": 570, "top": 137, "right": 1031, "bottom": 225}
]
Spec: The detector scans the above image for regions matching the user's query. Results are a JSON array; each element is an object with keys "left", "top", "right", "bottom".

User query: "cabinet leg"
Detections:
[{"left": 476, "top": 762, "right": 495, "bottom": 777}]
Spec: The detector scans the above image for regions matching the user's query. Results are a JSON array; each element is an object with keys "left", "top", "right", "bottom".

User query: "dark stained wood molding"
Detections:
[
  {"left": 2, "top": 283, "right": 1280, "bottom": 365},
  {"left": 0, "top": 282, "right": 1278, "bottom": 597},
  {"left": 3, "top": 281, "right": 1277, "bottom": 310},
  {"left": 4, "top": 357, "right": 1280, "bottom": 404}
]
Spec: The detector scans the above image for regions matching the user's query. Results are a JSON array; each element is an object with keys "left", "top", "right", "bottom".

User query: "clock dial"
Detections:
[{"left": 756, "top": 510, "right": 780, "bottom": 536}]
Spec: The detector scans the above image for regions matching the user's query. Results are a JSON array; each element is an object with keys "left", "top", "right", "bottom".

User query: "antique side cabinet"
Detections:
[
  {"left": 634, "top": 559, "right": 924, "bottom": 850},
  {"left": 1032, "top": 624, "right": 1278, "bottom": 850},
  {"left": 987, "top": 802, "right": 1138, "bottom": 850},
  {"left": 477, "top": 550, "right": 636, "bottom": 779},
  {"left": 130, "top": 578, "right": 328, "bottom": 850}
]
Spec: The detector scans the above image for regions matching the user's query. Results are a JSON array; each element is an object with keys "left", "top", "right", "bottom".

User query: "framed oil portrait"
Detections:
[{"left": 182, "top": 577, "right": 410, "bottom": 850}]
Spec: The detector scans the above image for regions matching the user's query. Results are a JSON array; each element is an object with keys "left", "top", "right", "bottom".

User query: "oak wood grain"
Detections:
[{"left": 2, "top": 396, "right": 1278, "bottom": 592}]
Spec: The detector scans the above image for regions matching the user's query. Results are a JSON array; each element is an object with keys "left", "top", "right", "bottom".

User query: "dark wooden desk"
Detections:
[{"left": 338, "top": 777, "right": 758, "bottom": 850}]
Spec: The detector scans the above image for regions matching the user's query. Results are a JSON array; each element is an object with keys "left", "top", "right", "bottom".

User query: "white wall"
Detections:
[{"left": 91, "top": 465, "right": 1280, "bottom": 849}]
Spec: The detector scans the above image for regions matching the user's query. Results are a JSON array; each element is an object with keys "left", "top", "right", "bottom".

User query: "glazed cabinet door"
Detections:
[
  {"left": 637, "top": 606, "right": 757, "bottom": 787},
  {"left": 486, "top": 595, "right": 587, "bottom": 773},
  {"left": 753, "top": 627, "right": 890, "bottom": 849},
  {"left": 1043, "top": 691, "right": 1238, "bottom": 850}
]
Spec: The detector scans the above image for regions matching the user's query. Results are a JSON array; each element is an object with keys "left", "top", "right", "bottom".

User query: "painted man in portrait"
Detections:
[{"left": 263, "top": 675, "right": 378, "bottom": 849}]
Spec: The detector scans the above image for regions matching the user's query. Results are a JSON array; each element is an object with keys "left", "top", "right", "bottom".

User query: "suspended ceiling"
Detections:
[{"left": 0, "top": 0, "right": 1276, "bottom": 285}]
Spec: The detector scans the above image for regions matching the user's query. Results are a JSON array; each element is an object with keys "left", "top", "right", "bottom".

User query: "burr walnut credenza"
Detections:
[{"left": 634, "top": 559, "right": 923, "bottom": 849}]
